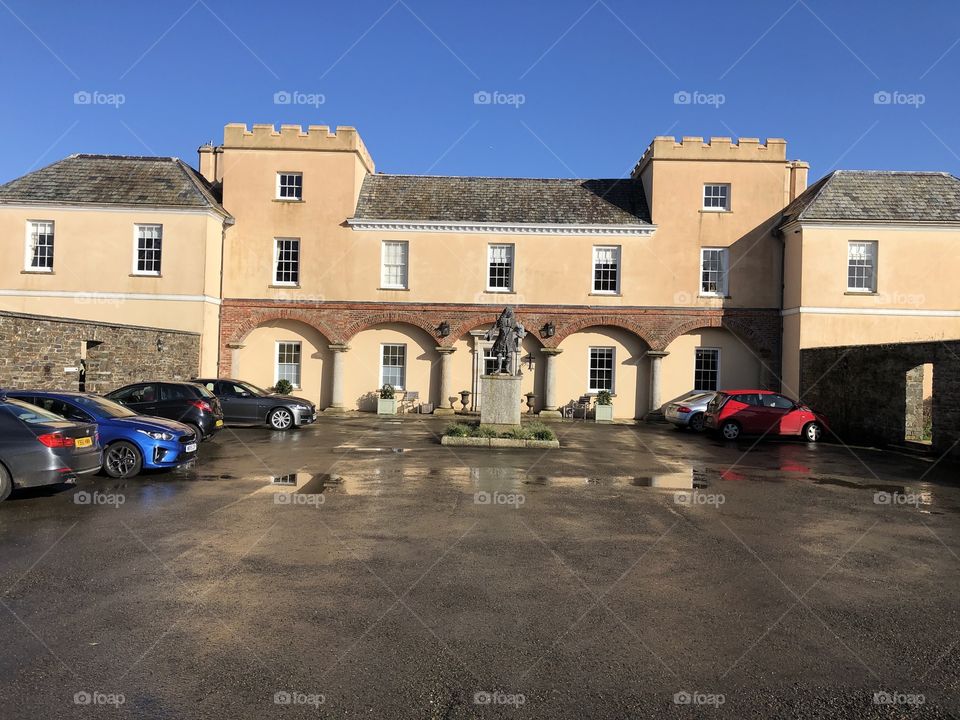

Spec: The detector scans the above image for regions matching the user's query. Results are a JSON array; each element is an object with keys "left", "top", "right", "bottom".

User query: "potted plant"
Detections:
[
  {"left": 459, "top": 389, "right": 471, "bottom": 412},
  {"left": 274, "top": 379, "right": 294, "bottom": 395},
  {"left": 377, "top": 384, "right": 397, "bottom": 415},
  {"left": 594, "top": 390, "right": 613, "bottom": 422}
]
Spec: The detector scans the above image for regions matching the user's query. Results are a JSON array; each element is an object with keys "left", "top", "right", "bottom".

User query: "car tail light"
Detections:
[
  {"left": 190, "top": 400, "right": 213, "bottom": 413},
  {"left": 677, "top": 406, "right": 692, "bottom": 413},
  {"left": 37, "top": 432, "right": 75, "bottom": 448}
]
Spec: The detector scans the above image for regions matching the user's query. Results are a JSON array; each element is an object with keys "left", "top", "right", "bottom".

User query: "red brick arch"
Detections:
[
  {"left": 340, "top": 310, "right": 443, "bottom": 345},
  {"left": 229, "top": 308, "right": 340, "bottom": 346},
  {"left": 658, "top": 316, "right": 776, "bottom": 360},
  {"left": 552, "top": 315, "right": 656, "bottom": 349}
]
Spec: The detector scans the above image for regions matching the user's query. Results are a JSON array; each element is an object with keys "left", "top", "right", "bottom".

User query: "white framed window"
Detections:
[
  {"left": 592, "top": 245, "right": 620, "bottom": 294},
  {"left": 487, "top": 244, "right": 514, "bottom": 291},
  {"left": 276, "top": 172, "right": 303, "bottom": 200},
  {"left": 380, "top": 343, "right": 406, "bottom": 390},
  {"left": 133, "top": 224, "right": 163, "bottom": 275},
  {"left": 847, "top": 241, "right": 877, "bottom": 292},
  {"left": 276, "top": 341, "right": 302, "bottom": 388},
  {"left": 274, "top": 237, "right": 300, "bottom": 285},
  {"left": 588, "top": 347, "right": 615, "bottom": 393},
  {"left": 703, "top": 183, "right": 730, "bottom": 211},
  {"left": 381, "top": 241, "right": 409, "bottom": 289},
  {"left": 694, "top": 348, "right": 720, "bottom": 391},
  {"left": 483, "top": 347, "right": 500, "bottom": 376},
  {"left": 700, "top": 248, "right": 729, "bottom": 296},
  {"left": 25, "top": 220, "right": 54, "bottom": 271}
]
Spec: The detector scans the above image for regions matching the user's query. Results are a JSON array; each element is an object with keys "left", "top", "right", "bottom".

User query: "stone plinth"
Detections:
[{"left": 480, "top": 374, "right": 522, "bottom": 426}]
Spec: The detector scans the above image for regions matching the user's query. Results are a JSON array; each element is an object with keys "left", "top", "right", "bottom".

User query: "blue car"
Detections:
[{"left": 7, "top": 391, "right": 198, "bottom": 479}]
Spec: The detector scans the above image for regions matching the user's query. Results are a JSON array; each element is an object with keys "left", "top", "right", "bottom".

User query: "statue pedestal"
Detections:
[{"left": 480, "top": 374, "right": 522, "bottom": 427}]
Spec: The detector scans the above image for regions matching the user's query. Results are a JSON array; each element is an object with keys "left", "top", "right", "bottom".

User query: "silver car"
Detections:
[{"left": 663, "top": 391, "right": 717, "bottom": 432}]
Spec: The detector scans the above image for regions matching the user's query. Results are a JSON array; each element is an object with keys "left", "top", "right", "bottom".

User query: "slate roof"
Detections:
[
  {"left": 781, "top": 170, "right": 960, "bottom": 225},
  {"left": 0, "top": 154, "right": 230, "bottom": 216},
  {"left": 353, "top": 174, "right": 651, "bottom": 225}
]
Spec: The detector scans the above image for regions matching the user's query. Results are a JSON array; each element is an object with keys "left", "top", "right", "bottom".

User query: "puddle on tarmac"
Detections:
[{"left": 335, "top": 446, "right": 410, "bottom": 453}]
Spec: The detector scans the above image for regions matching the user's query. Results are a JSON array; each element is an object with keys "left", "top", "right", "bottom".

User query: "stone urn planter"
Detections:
[
  {"left": 459, "top": 390, "right": 471, "bottom": 412},
  {"left": 594, "top": 390, "right": 613, "bottom": 423},
  {"left": 377, "top": 384, "right": 397, "bottom": 415},
  {"left": 525, "top": 392, "right": 536, "bottom": 415}
]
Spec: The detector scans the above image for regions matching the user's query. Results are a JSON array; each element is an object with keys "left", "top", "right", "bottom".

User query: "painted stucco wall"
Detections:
[{"left": 0, "top": 205, "right": 226, "bottom": 375}]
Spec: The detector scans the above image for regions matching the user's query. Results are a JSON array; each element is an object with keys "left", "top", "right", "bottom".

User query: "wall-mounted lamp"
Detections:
[
  {"left": 540, "top": 322, "right": 556, "bottom": 338},
  {"left": 436, "top": 321, "right": 450, "bottom": 338},
  {"left": 156, "top": 337, "right": 164, "bottom": 353}
]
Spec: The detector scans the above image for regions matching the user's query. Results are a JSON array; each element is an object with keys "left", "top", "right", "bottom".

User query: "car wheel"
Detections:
[
  {"left": 0, "top": 463, "right": 12, "bottom": 502},
  {"left": 720, "top": 421, "right": 741, "bottom": 441},
  {"left": 186, "top": 423, "right": 204, "bottom": 442},
  {"left": 803, "top": 422, "right": 823, "bottom": 443},
  {"left": 104, "top": 441, "right": 143, "bottom": 479},
  {"left": 269, "top": 408, "right": 294, "bottom": 431},
  {"left": 689, "top": 413, "right": 705, "bottom": 432}
]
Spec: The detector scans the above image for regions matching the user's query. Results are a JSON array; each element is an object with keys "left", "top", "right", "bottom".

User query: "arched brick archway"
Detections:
[
  {"left": 228, "top": 309, "right": 339, "bottom": 347},
  {"left": 658, "top": 315, "right": 778, "bottom": 361},
  {"left": 341, "top": 311, "right": 443, "bottom": 345},
  {"left": 552, "top": 315, "right": 656, "bottom": 349}
]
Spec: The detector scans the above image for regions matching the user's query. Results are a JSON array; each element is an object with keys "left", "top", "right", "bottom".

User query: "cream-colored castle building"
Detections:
[{"left": 1, "top": 124, "right": 958, "bottom": 418}]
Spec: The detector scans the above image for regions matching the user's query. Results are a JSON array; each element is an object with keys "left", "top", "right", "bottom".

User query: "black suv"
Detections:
[
  {"left": 105, "top": 381, "right": 224, "bottom": 440},
  {"left": 194, "top": 379, "right": 317, "bottom": 431}
]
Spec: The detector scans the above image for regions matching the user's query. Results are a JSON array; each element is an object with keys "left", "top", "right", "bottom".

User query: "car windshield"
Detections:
[
  {"left": 73, "top": 394, "right": 138, "bottom": 418},
  {"left": 2, "top": 398, "right": 69, "bottom": 424},
  {"left": 238, "top": 382, "right": 269, "bottom": 397}
]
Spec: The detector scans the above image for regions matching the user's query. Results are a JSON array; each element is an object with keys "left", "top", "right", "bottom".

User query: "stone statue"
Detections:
[{"left": 485, "top": 307, "right": 525, "bottom": 375}]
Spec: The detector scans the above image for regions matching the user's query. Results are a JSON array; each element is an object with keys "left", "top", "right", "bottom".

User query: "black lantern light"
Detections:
[
  {"left": 436, "top": 321, "right": 451, "bottom": 338},
  {"left": 541, "top": 322, "right": 556, "bottom": 338}
]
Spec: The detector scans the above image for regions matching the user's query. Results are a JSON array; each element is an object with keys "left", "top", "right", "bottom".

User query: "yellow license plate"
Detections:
[
  {"left": 75, "top": 436, "right": 93, "bottom": 448},
  {"left": 215, "top": 419, "right": 224, "bottom": 427}
]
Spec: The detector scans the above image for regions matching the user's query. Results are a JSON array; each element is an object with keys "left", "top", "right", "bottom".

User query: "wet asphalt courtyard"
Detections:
[{"left": 1, "top": 416, "right": 959, "bottom": 719}]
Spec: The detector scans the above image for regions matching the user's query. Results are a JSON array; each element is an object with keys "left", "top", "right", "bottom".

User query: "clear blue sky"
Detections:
[{"left": 1, "top": 0, "right": 959, "bottom": 183}]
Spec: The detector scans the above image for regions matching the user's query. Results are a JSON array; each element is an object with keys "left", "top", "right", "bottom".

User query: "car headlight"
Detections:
[
  {"left": 137, "top": 429, "right": 174, "bottom": 441},
  {"left": 293, "top": 404, "right": 310, "bottom": 411}
]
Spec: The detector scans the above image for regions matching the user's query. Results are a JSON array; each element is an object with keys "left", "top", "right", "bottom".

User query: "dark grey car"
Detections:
[
  {"left": 194, "top": 379, "right": 317, "bottom": 431},
  {"left": 0, "top": 396, "right": 102, "bottom": 500}
]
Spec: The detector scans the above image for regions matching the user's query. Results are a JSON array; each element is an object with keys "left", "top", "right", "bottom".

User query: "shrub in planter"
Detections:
[
  {"left": 594, "top": 390, "right": 614, "bottom": 422},
  {"left": 274, "top": 379, "right": 294, "bottom": 395},
  {"left": 377, "top": 384, "right": 397, "bottom": 414}
]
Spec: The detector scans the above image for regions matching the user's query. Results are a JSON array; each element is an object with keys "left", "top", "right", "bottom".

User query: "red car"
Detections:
[{"left": 703, "top": 390, "right": 828, "bottom": 443}]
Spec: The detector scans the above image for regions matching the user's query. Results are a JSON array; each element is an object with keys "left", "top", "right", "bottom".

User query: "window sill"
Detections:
[
  {"left": 130, "top": 273, "right": 162, "bottom": 278},
  {"left": 269, "top": 284, "right": 300, "bottom": 289},
  {"left": 585, "top": 392, "right": 617, "bottom": 398},
  {"left": 698, "top": 294, "right": 731, "bottom": 299},
  {"left": 589, "top": 292, "right": 621, "bottom": 297},
  {"left": 700, "top": 209, "right": 732, "bottom": 214},
  {"left": 483, "top": 289, "right": 516, "bottom": 294},
  {"left": 378, "top": 287, "right": 410, "bottom": 291},
  {"left": 273, "top": 198, "right": 303, "bottom": 203},
  {"left": 21, "top": 269, "right": 54, "bottom": 274},
  {"left": 845, "top": 290, "right": 877, "bottom": 296}
]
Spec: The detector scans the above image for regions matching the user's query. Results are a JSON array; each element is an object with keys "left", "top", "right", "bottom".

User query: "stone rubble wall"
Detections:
[
  {"left": 0, "top": 311, "right": 200, "bottom": 394},
  {"left": 800, "top": 340, "right": 960, "bottom": 460}
]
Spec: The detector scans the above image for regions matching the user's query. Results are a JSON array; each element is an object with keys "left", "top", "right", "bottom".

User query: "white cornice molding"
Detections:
[
  {"left": 0, "top": 201, "right": 230, "bottom": 222},
  {"left": 783, "top": 306, "right": 960, "bottom": 317},
  {"left": 347, "top": 218, "right": 656, "bottom": 236},
  {"left": 796, "top": 220, "right": 960, "bottom": 232},
  {"left": 0, "top": 289, "right": 221, "bottom": 305}
]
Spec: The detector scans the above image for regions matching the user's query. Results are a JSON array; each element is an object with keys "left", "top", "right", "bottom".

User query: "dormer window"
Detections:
[
  {"left": 276, "top": 172, "right": 303, "bottom": 200},
  {"left": 703, "top": 183, "right": 730, "bottom": 211}
]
